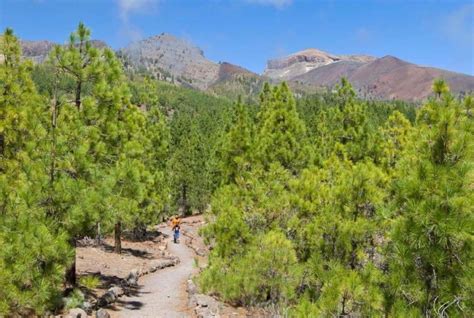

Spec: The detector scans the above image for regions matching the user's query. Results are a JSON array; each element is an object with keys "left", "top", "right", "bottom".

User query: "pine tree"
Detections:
[
  {"left": 50, "top": 22, "right": 98, "bottom": 109},
  {"left": 332, "top": 78, "right": 375, "bottom": 162},
  {"left": 432, "top": 78, "right": 449, "bottom": 99},
  {"left": 219, "top": 97, "right": 253, "bottom": 184},
  {"left": 47, "top": 23, "right": 137, "bottom": 279},
  {"left": 200, "top": 163, "right": 299, "bottom": 307},
  {"left": 311, "top": 106, "right": 338, "bottom": 164},
  {"left": 377, "top": 110, "right": 413, "bottom": 171},
  {"left": 257, "top": 82, "right": 274, "bottom": 124},
  {"left": 169, "top": 116, "right": 203, "bottom": 214},
  {"left": 256, "top": 82, "right": 308, "bottom": 173},
  {"left": 290, "top": 155, "right": 388, "bottom": 316},
  {"left": 0, "top": 28, "right": 70, "bottom": 315},
  {"left": 387, "top": 86, "right": 473, "bottom": 316},
  {"left": 138, "top": 106, "right": 169, "bottom": 231}
]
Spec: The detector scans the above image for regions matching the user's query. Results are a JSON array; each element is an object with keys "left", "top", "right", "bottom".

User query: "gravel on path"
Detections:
[{"left": 115, "top": 224, "right": 196, "bottom": 318}]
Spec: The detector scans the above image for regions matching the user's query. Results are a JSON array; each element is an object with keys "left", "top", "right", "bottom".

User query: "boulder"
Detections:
[
  {"left": 81, "top": 301, "right": 93, "bottom": 314},
  {"left": 96, "top": 308, "right": 111, "bottom": 318},
  {"left": 126, "top": 268, "right": 139, "bottom": 286},
  {"left": 67, "top": 308, "right": 88, "bottom": 318},
  {"left": 192, "top": 294, "right": 220, "bottom": 318},
  {"left": 186, "top": 279, "right": 197, "bottom": 295},
  {"left": 196, "top": 248, "right": 207, "bottom": 257},
  {"left": 108, "top": 286, "right": 124, "bottom": 298},
  {"left": 98, "top": 290, "right": 116, "bottom": 307}
]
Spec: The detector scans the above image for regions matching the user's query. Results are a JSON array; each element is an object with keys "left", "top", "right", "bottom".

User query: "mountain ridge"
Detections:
[{"left": 18, "top": 34, "right": 474, "bottom": 101}]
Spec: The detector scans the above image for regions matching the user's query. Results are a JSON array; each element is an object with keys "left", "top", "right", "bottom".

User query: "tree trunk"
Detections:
[
  {"left": 75, "top": 80, "right": 82, "bottom": 109},
  {"left": 96, "top": 222, "right": 101, "bottom": 246},
  {"left": 349, "top": 239, "right": 357, "bottom": 270},
  {"left": 50, "top": 90, "right": 58, "bottom": 186},
  {"left": 46, "top": 70, "right": 59, "bottom": 219},
  {"left": 115, "top": 222, "right": 122, "bottom": 254},
  {"left": 0, "top": 134, "right": 4, "bottom": 158},
  {"left": 65, "top": 238, "right": 76, "bottom": 286},
  {"left": 182, "top": 184, "right": 190, "bottom": 215}
]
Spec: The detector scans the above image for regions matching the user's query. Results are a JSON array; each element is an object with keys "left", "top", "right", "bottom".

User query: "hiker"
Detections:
[{"left": 171, "top": 216, "right": 181, "bottom": 243}]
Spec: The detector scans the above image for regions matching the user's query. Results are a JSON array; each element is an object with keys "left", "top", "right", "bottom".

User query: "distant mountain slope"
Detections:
[
  {"left": 290, "top": 55, "right": 474, "bottom": 100},
  {"left": 20, "top": 39, "right": 108, "bottom": 63},
  {"left": 208, "top": 62, "right": 264, "bottom": 100},
  {"left": 20, "top": 40, "right": 55, "bottom": 63}
]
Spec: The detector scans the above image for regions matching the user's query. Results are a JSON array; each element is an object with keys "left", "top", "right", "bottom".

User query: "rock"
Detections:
[
  {"left": 187, "top": 279, "right": 197, "bottom": 295},
  {"left": 149, "top": 258, "right": 178, "bottom": 273},
  {"left": 193, "top": 294, "right": 220, "bottom": 318},
  {"left": 98, "top": 290, "right": 116, "bottom": 307},
  {"left": 96, "top": 308, "right": 110, "bottom": 318},
  {"left": 76, "top": 236, "right": 97, "bottom": 247},
  {"left": 195, "top": 248, "right": 207, "bottom": 257},
  {"left": 67, "top": 308, "right": 88, "bottom": 318},
  {"left": 108, "top": 286, "right": 124, "bottom": 298},
  {"left": 126, "top": 268, "right": 139, "bottom": 286},
  {"left": 81, "top": 301, "right": 93, "bottom": 314}
]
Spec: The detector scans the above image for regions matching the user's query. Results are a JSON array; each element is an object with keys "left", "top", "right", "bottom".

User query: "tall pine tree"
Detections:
[
  {"left": 387, "top": 84, "right": 473, "bottom": 316},
  {"left": 256, "top": 82, "right": 308, "bottom": 173},
  {"left": 219, "top": 97, "right": 253, "bottom": 184},
  {"left": 0, "top": 28, "right": 71, "bottom": 315}
]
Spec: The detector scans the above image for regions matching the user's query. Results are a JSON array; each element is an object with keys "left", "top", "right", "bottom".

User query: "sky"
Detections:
[{"left": 1, "top": 0, "right": 473, "bottom": 75}]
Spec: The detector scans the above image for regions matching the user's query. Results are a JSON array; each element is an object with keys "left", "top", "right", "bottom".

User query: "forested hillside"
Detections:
[
  {"left": 1, "top": 24, "right": 472, "bottom": 317},
  {"left": 199, "top": 77, "right": 473, "bottom": 317}
]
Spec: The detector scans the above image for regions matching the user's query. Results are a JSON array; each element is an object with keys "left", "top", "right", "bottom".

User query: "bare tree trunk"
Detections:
[
  {"left": 65, "top": 238, "right": 76, "bottom": 286},
  {"left": 115, "top": 222, "right": 122, "bottom": 254},
  {"left": 0, "top": 134, "right": 4, "bottom": 158},
  {"left": 75, "top": 80, "right": 82, "bottom": 109},
  {"left": 182, "top": 183, "right": 190, "bottom": 215},
  {"left": 50, "top": 79, "right": 58, "bottom": 186},
  {"left": 96, "top": 222, "right": 101, "bottom": 245}
]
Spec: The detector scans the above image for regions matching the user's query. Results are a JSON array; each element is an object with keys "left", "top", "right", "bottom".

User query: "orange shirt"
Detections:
[{"left": 171, "top": 217, "right": 181, "bottom": 229}]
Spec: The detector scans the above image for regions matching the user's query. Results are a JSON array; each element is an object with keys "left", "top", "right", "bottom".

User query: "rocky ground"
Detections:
[{"left": 77, "top": 231, "right": 172, "bottom": 283}]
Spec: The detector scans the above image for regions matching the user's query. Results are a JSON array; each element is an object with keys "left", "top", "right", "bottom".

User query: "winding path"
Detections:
[{"left": 116, "top": 224, "right": 196, "bottom": 318}]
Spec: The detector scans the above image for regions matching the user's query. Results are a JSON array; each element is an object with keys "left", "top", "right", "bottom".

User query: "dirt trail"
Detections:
[{"left": 115, "top": 223, "right": 197, "bottom": 318}]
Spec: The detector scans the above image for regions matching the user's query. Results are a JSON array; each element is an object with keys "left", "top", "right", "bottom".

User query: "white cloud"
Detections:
[
  {"left": 116, "top": 0, "right": 159, "bottom": 43},
  {"left": 118, "top": 0, "right": 159, "bottom": 21},
  {"left": 245, "top": 0, "right": 293, "bottom": 9},
  {"left": 441, "top": 4, "right": 474, "bottom": 46}
]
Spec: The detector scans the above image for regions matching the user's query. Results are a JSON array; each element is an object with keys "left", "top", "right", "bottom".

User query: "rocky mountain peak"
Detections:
[
  {"left": 138, "top": 33, "right": 206, "bottom": 58},
  {"left": 263, "top": 48, "right": 375, "bottom": 81},
  {"left": 120, "top": 33, "right": 219, "bottom": 89},
  {"left": 266, "top": 48, "right": 338, "bottom": 71}
]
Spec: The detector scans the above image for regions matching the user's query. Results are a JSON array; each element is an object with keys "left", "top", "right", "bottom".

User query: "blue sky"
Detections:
[{"left": 1, "top": 0, "right": 473, "bottom": 75}]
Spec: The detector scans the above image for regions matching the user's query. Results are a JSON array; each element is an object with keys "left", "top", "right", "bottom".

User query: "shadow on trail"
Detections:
[
  {"left": 99, "top": 242, "right": 154, "bottom": 259},
  {"left": 113, "top": 299, "right": 145, "bottom": 311}
]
